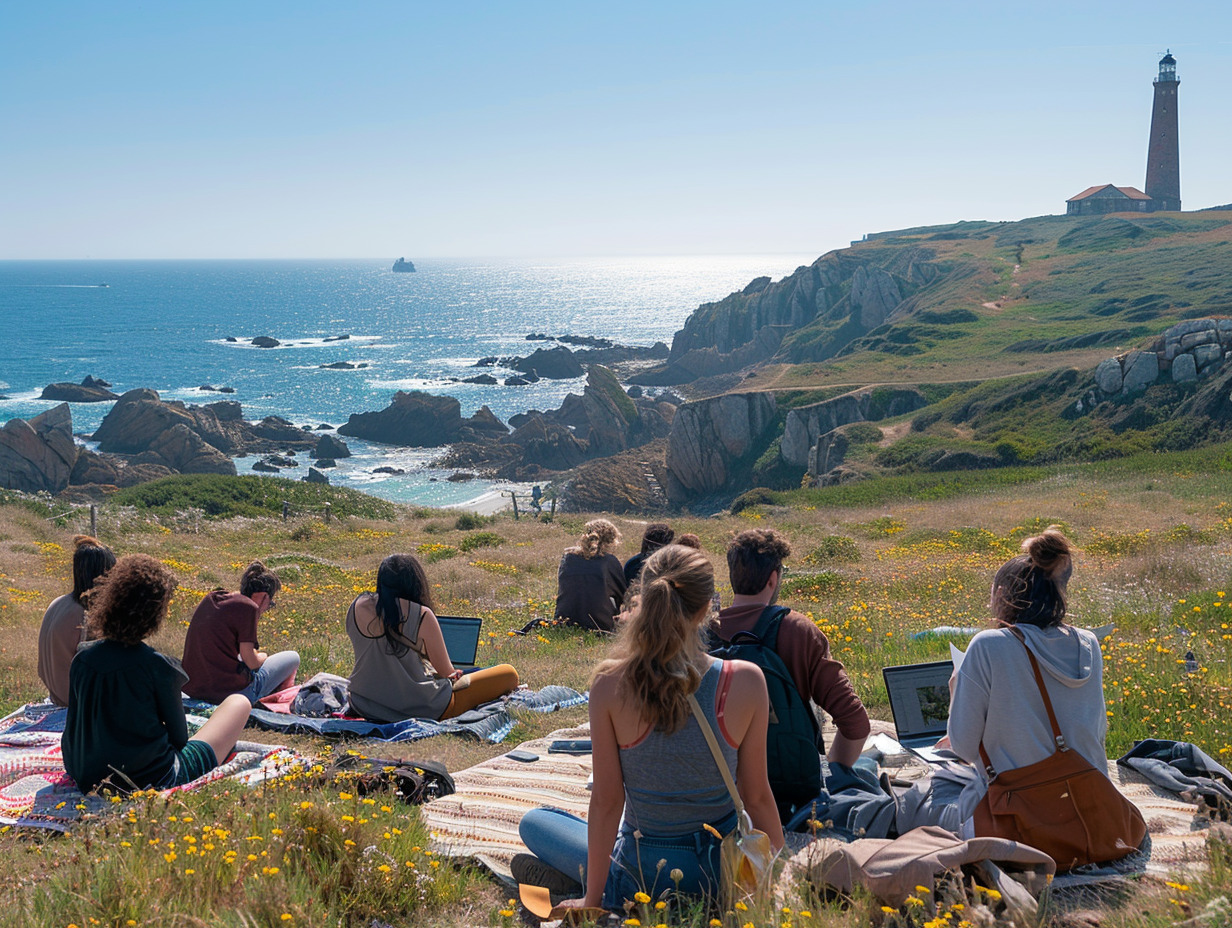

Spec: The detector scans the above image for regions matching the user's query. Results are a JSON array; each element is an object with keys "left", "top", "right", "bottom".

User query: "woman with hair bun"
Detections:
[
  {"left": 948, "top": 527, "right": 1114, "bottom": 828},
  {"left": 38, "top": 535, "right": 116, "bottom": 706},
  {"left": 553, "top": 519, "right": 627, "bottom": 632},
  {"left": 517, "top": 544, "right": 784, "bottom": 909}
]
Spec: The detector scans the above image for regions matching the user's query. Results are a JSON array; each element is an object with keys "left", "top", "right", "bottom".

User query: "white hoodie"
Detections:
[{"left": 947, "top": 622, "right": 1107, "bottom": 817}]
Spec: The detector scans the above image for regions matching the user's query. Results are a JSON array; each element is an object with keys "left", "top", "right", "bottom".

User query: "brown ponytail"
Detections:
[{"left": 991, "top": 525, "right": 1074, "bottom": 628}]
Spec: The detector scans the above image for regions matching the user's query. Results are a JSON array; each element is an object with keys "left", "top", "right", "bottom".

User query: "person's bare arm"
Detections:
[
  {"left": 238, "top": 642, "right": 266, "bottom": 670},
  {"left": 558, "top": 675, "right": 625, "bottom": 909},
  {"left": 729, "top": 664, "right": 786, "bottom": 851},
  {"left": 827, "top": 730, "right": 866, "bottom": 766},
  {"left": 418, "top": 608, "right": 461, "bottom": 680}
]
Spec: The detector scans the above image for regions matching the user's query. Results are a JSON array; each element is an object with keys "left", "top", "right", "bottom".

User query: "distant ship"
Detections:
[{"left": 392, "top": 257, "right": 416, "bottom": 273}]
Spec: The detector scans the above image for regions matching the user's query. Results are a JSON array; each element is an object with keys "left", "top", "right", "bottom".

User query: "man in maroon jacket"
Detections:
[{"left": 715, "top": 528, "right": 870, "bottom": 766}]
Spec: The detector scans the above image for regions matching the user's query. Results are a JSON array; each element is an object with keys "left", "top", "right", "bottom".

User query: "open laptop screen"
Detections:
[
  {"left": 436, "top": 615, "right": 483, "bottom": 668},
  {"left": 882, "top": 660, "right": 953, "bottom": 743}
]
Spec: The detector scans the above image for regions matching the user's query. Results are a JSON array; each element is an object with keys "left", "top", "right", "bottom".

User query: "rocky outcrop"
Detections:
[
  {"left": 1086, "top": 318, "right": 1232, "bottom": 401},
  {"left": 782, "top": 387, "right": 927, "bottom": 470},
  {"left": 392, "top": 258, "right": 415, "bottom": 273},
  {"left": 39, "top": 377, "right": 119, "bottom": 403},
  {"left": 665, "top": 392, "right": 777, "bottom": 503},
  {"left": 314, "top": 434, "right": 351, "bottom": 459},
  {"left": 0, "top": 404, "right": 78, "bottom": 494},
  {"left": 147, "top": 424, "right": 236, "bottom": 475},
  {"left": 850, "top": 266, "right": 902, "bottom": 330},
  {"left": 93, "top": 389, "right": 198, "bottom": 453},
  {"left": 512, "top": 346, "right": 584, "bottom": 379},
  {"left": 251, "top": 336, "right": 280, "bottom": 348},
  {"left": 302, "top": 467, "right": 329, "bottom": 484},
  {"left": 338, "top": 391, "right": 508, "bottom": 447}
]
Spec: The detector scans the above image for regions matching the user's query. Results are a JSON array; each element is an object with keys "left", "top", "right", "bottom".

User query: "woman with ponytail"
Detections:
[
  {"left": 517, "top": 544, "right": 784, "bottom": 909},
  {"left": 553, "top": 518, "right": 627, "bottom": 631},
  {"left": 346, "top": 554, "right": 518, "bottom": 721},
  {"left": 948, "top": 527, "right": 1112, "bottom": 822}
]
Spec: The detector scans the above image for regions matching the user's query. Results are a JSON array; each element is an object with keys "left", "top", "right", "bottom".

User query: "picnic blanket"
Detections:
[
  {"left": 0, "top": 702, "right": 306, "bottom": 832},
  {"left": 246, "top": 685, "right": 587, "bottom": 744},
  {"left": 423, "top": 719, "right": 1214, "bottom": 887}
]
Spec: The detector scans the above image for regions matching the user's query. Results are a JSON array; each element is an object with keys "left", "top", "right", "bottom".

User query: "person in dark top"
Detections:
[
  {"left": 715, "top": 529, "right": 870, "bottom": 766},
  {"left": 621, "top": 523, "right": 674, "bottom": 587},
  {"left": 182, "top": 560, "right": 300, "bottom": 704},
  {"left": 554, "top": 519, "right": 627, "bottom": 632},
  {"left": 62, "top": 555, "right": 251, "bottom": 793},
  {"left": 37, "top": 535, "right": 115, "bottom": 706}
]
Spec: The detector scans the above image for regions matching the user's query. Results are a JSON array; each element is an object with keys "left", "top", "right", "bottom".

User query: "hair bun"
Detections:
[{"left": 1022, "top": 526, "right": 1073, "bottom": 579}]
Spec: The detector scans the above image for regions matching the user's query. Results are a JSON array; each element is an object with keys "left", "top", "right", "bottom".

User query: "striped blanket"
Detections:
[{"left": 0, "top": 702, "right": 306, "bottom": 832}]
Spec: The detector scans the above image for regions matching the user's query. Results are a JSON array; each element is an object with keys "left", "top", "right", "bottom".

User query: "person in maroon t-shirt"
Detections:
[
  {"left": 182, "top": 561, "right": 300, "bottom": 705},
  {"left": 715, "top": 529, "right": 870, "bottom": 766}
]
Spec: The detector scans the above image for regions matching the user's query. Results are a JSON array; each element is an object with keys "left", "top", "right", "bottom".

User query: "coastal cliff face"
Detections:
[
  {"left": 665, "top": 392, "right": 776, "bottom": 503},
  {"left": 636, "top": 246, "right": 942, "bottom": 384},
  {"left": 0, "top": 404, "right": 77, "bottom": 494}
]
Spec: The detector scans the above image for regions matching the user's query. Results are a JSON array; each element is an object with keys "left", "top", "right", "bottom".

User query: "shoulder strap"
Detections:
[
  {"left": 751, "top": 604, "right": 790, "bottom": 650},
  {"left": 977, "top": 626, "right": 1068, "bottom": 777},
  {"left": 687, "top": 689, "right": 746, "bottom": 820}
]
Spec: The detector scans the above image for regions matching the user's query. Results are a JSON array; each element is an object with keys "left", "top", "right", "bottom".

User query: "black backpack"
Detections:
[
  {"left": 329, "top": 754, "right": 456, "bottom": 804},
  {"left": 708, "top": 605, "right": 823, "bottom": 822}
]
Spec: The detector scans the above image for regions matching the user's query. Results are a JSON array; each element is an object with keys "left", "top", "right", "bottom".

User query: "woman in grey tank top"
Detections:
[{"left": 518, "top": 545, "right": 784, "bottom": 910}]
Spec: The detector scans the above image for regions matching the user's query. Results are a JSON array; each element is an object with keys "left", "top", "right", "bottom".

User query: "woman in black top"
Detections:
[{"left": 554, "top": 519, "right": 627, "bottom": 632}]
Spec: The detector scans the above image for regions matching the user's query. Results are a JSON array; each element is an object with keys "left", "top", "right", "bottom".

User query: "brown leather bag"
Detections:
[{"left": 973, "top": 627, "right": 1147, "bottom": 872}]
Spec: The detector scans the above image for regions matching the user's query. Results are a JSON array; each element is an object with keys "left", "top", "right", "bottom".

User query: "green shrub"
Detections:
[
  {"left": 458, "top": 531, "right": 503, "bottom": 552},
  {"left": 110, "top": 475, "right": 398, "bottom": 520},
  {"left": 802, "top": 535, "right": 861, "bottom": 565},
  {"left": 730, "top": 487, "right": 778, "bottom": 514},
  {"left": 843, "top": 423, "right": 884, "bottom": 445},
  {"left": 454, "top": 511, "right": 494, "bottom": 531}
]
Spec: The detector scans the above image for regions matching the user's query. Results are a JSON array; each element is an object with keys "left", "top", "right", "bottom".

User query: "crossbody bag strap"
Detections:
[
  {"left": 977, "top": 625, "right": 1069, "bottom": 777},
  {"left": 687, "top": 689, "right": 746, "bottom": 821}
]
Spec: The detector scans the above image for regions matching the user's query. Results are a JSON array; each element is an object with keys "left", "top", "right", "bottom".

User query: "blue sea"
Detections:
[{"left": 1, "top": 257, "right": 810, "bottom": 507}]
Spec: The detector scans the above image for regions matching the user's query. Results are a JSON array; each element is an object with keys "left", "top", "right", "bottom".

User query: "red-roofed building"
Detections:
[{"left": 1065, "top": 184, "right": 1153, "bottom": 216}]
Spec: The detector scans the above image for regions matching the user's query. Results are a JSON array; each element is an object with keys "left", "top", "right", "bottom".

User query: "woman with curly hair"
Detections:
[
  {"left": 518, "top": 544, "right": 784, "bottom": 908},
  {"left": 62, "top": 554, "right": 251, "bottom": 793},
  {"left": 553, "top": 519, "right": 627, "bottom": 632}
]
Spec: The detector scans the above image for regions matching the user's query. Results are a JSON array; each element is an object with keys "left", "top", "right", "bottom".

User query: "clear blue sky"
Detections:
[{"left": 2, "top": 1, "right": 1229, "bottom": 259}]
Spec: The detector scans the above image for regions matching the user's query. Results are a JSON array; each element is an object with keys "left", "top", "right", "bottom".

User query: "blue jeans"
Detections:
[
  {"left": 519, "top": 806, "right": 735, "bottom": 908},
  {"left": 238, "top": 650, "right": 300, "bottom": 703}
]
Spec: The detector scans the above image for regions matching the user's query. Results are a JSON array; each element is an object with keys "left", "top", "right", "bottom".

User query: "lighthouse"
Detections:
[{"left": 1144, "top": 51, "right": 1181, "bottom": 212}]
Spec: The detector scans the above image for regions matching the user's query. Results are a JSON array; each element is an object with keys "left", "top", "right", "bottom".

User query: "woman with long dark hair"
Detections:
[
  {"left": 518, "top": 544, "right": 784, "bottom": 908},
  {"left": 38, "top": 535, "right": 116, "bottom": 706},
  {"left": 347, "top": 553, "right": 518, "bottom": 721}
]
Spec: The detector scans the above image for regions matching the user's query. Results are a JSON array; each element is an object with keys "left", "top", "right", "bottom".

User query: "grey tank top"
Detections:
[
  {"left": 619, "top": 659, "right": 738, "bottom": 836},
  {"left": 346, "top": 594, "right": 452, "bottom": 723}
]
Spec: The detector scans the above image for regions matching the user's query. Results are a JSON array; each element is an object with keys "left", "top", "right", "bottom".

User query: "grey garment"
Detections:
[
  {"left": 948, "top": 624, "right": 1107, "bottom": 811},
  {"left": 291, "top": 671, "right": 352, "bottom": 717},
  {"left": 895, "top": 764, "right": 979, "bottom": 835},
  {"left": 553, "top": 552, "right": 627, "bottom": 632},
  {"left": 346, "top": 594, "right": 452, "bottom": 723},
  {"left": 1118, "top": 739, "right": 1232, "bottom": 817},
  {"left": 619, "top": 660, "right": 737, "bottom": 837}
]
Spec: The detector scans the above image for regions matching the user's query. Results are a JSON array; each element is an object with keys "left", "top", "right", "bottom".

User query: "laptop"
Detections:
[
  {"left": 436, "top": 615, "right": 483, "bottom": 668},
  {"left": 882, "top": 660, "right": 954, "bottom": 764}
]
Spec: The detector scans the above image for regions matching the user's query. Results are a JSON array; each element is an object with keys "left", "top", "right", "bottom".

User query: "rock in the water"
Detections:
[
  {"left": 303, "top": 467, "right": 329, "bottom": 484},
  {"left": 0, "top": 404, "right": 78, "bottom": 494},
  {"left": 373, "top": 466, "right": 406, "bottom": 475},
  {"left": 205, "top": 400, "right": 243, "bottom": 421},
  {"left": 463, "top": 373, "right": 498, "bottom": 385},
  {"left": 314, "top": 434, "right": 351, "bottom": 459},
  {"left": 392, "top": 258, "right": 416, "bottom": 273},
  {"left": 93, "top": 389, "right": 195, "bottom": 453},
  {"left": 447, "top": 471, "right": 476, "bottom": 482},
  {"left": 512, "top": 345, "right": 584, "bottom": 379},
  {"left": 252, "top": 460, "right": 279, "bottom": 473},
  {"left": 259, "top": 455, "right": 297, "bottom": 468},
  {"left": 314, "top": 423, "right": 333, "bottom": 430},
  {"left": 148, "top": 424, "right": 236, "bottom": 475},
  {"left": 475, "top": 356, "right": 499, "bottom": 367},
  {"left": 319, "top": 361, "right": 368, "bottom": 370},
  {"left": 40, "top": 378, "right": 119, "bottom": 402},
  {"left": 251, "top": 336, "right": 280, "bottom": 348},
  {"left": 505, "top": 375, "right": 533, "bottom": 386},
  {"left": 225, "top": 336, "right": 238, "bottom": 342},
  {"left": 323, "top": 334, "right": 351, "bottom": 342},
  {"left": 314, "top": 458, "right": 337, "bottom": 468},
  {"left": 338, "top": 391, "right": 474, "bottom": 447},
  {"left": 82, "top": 375, "right": 112, "bottom": 389}
]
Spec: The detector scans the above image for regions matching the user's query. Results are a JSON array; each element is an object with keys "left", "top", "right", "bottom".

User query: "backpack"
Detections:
[
  {"left": 708, "top": 605, "right": 822, "bottom": 821},
  {"left": 329, "top": 754, "right": 456, "bottom": 804}
]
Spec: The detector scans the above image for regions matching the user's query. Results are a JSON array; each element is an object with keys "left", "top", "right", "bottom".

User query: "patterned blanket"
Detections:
[
  {"left": 0, "top": 702, "right": 306, "bottom": 832},
  {"left": 423, "top": 720, "right": 1213, "bottom": 886}
]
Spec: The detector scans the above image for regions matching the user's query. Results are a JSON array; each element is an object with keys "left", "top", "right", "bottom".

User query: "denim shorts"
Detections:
[
  {"left": 155, "top": 740, "right": 219, "bottom": 789},
  {"left": 603, "top": 810, "right": 737, "bottom": 909}
]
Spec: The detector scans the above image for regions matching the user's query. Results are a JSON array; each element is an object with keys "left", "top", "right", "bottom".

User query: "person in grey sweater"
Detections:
[{"left": 947, "top": 527, "right": 1107, "bottom": 825}]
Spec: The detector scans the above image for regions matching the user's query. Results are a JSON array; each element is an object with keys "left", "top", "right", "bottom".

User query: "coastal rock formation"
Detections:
[
  {"left": 303, "top": 467, "right": 329, "bottom": 484},
  {"left": 93, "top": 390, "right": 198, "bottom": 453},
  {"left": 512, "top": 346, "right": 584, "bottom": 380},
  {"left": 781, "top": 387, "right": 927, "bottom": 470},
  {"left": 39, "top": 377, "right": 119, "bottom": 403},
  {"left": 665, "top": 392, "right": 777, "bottom": 503},
  {"left": 314, "top": 434, "right": 351, "bottom": 459},
  {"left": 319, "top": 361, "right": 368, "bottom": 370},
  {"left": 147, "top": 424, "right": 237, "bottom": 475},
  {"left": 338, "top": 391, "right": 509, "bottom": 447},
  {"left": 1087, "top": 318, "right": 1232, "bottom": 400},
  {"left": 392, "top": 258, "right": 416, "bottom": 273},
  {"left": 0, "top": 404, "right": 78, "bottom": 494},
  {"left": 251, "top": 336, "right": 280, "bottom": 348}
]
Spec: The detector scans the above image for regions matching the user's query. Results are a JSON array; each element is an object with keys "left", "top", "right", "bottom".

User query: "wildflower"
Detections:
[
  {"left": 634, "top": 892, "right": 651, "bottom": 904},
  {"left": 281, "top": 917, "right": 293, "bottom": 923}
]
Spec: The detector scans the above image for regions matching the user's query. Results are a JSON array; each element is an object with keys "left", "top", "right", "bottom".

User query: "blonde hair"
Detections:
[
  {"left": 593, "top": 544, "right": 715, "bottom": 733},
  {"left": 569, "top": 518, "right": 621, "bottom": 559}
]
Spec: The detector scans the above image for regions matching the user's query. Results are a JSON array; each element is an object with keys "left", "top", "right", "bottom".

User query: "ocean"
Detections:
[{"left": 1, "top": 256, "right": 811, "bottom": 507}]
